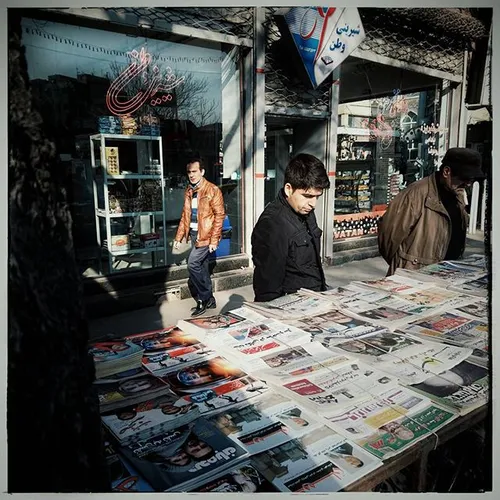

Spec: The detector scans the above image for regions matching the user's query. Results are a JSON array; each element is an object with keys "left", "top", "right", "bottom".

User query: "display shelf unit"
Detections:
[
  {"left": 335, "top": 159, "right": 374, "bottom": 214},
  {"left": 90, "top": 133, "right": 167, "bottom": 274}
]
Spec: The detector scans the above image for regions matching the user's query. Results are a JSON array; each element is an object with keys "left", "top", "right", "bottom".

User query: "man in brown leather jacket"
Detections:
[
  {"left": 174, "top": 158, "right": 225, "bottom": 316},
  {"left": 378, "top": 148, "right": 484, "bottom": 276}
]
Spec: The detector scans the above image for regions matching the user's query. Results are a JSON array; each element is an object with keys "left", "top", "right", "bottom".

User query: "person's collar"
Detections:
[
  {"left": 436, "top": 170, "right": 459, "bottom": 199},
  {"left": 189, "top": 178, "right": 204, "bottom": 190},
  {"left": 278, "top": 188, "right": 310, "bottom": 220}
]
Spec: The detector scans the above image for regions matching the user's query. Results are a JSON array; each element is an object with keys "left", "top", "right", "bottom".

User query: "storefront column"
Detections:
[
  {"left": 448, "top": 80, "right": 463, "bottom": 149},
  {"left": 438, "top": 79, "right": 452, "bottom": 162},
  {"left": 458, "top": 50, "right": 470, "bottom": 147},
  {"left": 242, "top": 45, "right": 255, "bottom": 256},
  {"left": 323, "top": 76, "right": 340, "bottom": 261},
  {"left": 251, "top": 6, "right": 267, "bottom": 249}
]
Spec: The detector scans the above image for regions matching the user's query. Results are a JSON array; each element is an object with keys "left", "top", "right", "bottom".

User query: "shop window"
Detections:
[
  {"left": 21, "top": 16, "right": 244, "bottom": 276},
  {"left": 335, "top": 90, "right": 441, "bottom": 239}
]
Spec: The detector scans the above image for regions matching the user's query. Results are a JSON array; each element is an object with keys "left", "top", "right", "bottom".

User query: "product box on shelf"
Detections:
[
  {"left": 111, "top": 235, "right": 130, "bottom": 252},
  {"left": 140, "top": 233, "right": 161, "bottom": 248},
  {"left": 105, "top": 147, "right": 120, "bottom": 175}
]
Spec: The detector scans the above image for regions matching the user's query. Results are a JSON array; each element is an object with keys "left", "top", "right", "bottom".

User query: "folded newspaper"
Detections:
[
  {"left": 269, "top": 361, "right": 398, "bottom": 415},
  {"left": 199, "top": 317, "right": 312, "bottom": 365},
  {"left": 250, "top": 425, "right": 382, "bottom": 492},
  {"left": 236, "top": 341, "right": 352, "bottom": 381},
  {"left": 404, "top": 359, "right": 489, "bottom": 416},
  {"left": 400, "top": 311, "right": 488, "bottom": 366},
  {"left": 177, "top": 307, "right": 268, "bottom": 343},
  {"left": 325, "top": 331, "right": 473, "bottom": 385},
  {"left": 288, "top": 309, "right": 387, "bottom": 343},
  {"left": 323, "top": 385, "right": 433, "bottom": 441},
  {"left": 207, "top": 391, "right": 325, "bottom": 455},
  {"left": 352, "top": 403, "right": 456, "bottom": 460},
  {"left": 244, "top": 292, "right": 335, "bottom": 320},
  {"left": 187, "top": 461, "right": 278, "bottom": 492}
]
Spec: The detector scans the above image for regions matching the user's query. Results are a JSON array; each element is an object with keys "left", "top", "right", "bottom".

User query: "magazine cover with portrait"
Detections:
[
  {"left": 189, "top": 462, "right": 278, "bottom": 492},
  {"left": 104, "top": 440, "right": 154, "bottom": 492},
  {"left": 188, "top": 313, "right": 247, "bottom": 330},
  {"left": 119, "top": 418, "right": 248, "bottom": 491},
  {"left": 159, "top": 356, "right": 268, "bottom": 413},
  {"left": 89, "top": 340, "right": 144, "bottom": 363},
  {"left": 125, "top": 326, "right": 201, "bottom": 352},
  {"left": 160, "top": 356, "right": 248, "bottom": 395},
  {"left": 101, "top": 394, "right": 200, "bottom": 444},
  {"left": 96, "top": 373, "right": 172, "bottom": 412}
]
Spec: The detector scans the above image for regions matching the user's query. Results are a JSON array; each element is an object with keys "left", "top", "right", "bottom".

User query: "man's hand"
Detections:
[
  {"left": 209, "top": 244, "right": 217, "bottom": 253},
  {"left": 173, "top": 240, "right": 180, "bottom": 250}
]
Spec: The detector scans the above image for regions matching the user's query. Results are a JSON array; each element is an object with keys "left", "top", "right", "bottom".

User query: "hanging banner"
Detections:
[{"left": 278, "top": 7, "right": 366, "bottom": 88}]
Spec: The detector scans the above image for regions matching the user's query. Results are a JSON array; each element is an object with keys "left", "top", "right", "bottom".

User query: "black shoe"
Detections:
[
  {"left": 191, "top": 296, "right": 216, "bottom": 312},
  {"left": 191, "top": 300, "right": 207, "bottom": 317},
  {"left": 190, "top": 298, "right": 199, "bottom": 312}
]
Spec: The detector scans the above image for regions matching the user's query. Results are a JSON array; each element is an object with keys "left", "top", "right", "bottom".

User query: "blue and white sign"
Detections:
[{"left": 282, "top": 7, "right": 366, "bottom": 88}]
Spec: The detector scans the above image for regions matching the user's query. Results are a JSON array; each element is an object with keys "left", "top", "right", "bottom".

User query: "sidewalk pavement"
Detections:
[{"left": 89, "top": 238, "right": 485, "bottom": 340}]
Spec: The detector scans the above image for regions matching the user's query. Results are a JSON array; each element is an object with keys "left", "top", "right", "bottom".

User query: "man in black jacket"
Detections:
[{"left": 251, "top": 154, "right": 331, "bottom": 302}]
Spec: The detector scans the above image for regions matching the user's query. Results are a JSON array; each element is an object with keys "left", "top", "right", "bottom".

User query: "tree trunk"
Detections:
[{"left": 8, "top": 12, "right": 111, "bottom": 492}]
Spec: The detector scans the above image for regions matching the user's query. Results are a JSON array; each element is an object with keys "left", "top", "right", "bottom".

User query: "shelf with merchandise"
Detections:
[
  {"left": 104, "top": 246, "right": 166, "bottom": 257},
  {"left": 90, "top": 133, "right": 162, "bottom": 142},
  {"left": 105, "top": 173, "right": 162, "bottom": 180},
  {"left": 90, "top": 132, "right": 168, "bottom": 275},
  {"left": 96, "top": 209, "right": 164, "bottom": 218}
]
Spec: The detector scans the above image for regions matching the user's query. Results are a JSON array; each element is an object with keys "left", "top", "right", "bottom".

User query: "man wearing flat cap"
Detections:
[{"left": 378, "top": 147, "right": 484, "bottom": 276}]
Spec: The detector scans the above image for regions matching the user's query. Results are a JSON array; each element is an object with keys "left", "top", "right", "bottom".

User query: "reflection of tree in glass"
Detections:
[{"left": 107, "top": 60, "right": 220, "bottom": 127}]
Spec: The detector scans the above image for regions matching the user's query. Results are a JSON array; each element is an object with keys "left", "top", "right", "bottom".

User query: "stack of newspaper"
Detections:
[
  {"left": 96, "top": 257, "right": 489, "bottom": 492},
  {"left": 89, "top": 340, "right": 144, "bottom": 379}
]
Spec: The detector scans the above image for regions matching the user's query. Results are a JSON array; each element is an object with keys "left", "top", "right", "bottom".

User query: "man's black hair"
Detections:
[
  {"left": 284, "top": 153, "right": 330, "bottom": 191},
  {"left": 187, "top": 157, "right": 205, "bottom": 171}
]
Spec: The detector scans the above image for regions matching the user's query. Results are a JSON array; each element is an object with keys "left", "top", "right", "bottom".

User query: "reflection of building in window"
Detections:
[{"left": 401, "top": 112, "right": 419, "bottom": 161}]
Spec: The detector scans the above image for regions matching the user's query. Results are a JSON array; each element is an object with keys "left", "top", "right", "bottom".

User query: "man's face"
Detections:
[
  {"left": 284, "top": 185, "right": 323, "bottom": 215},
  {"left": 442, "top": 166, "right": 473, "bottom": 191},
  {"left": 344, "top": 456, "right": 363, "bottom": 468},
  {"left": 184, "top": 438, "right": 212, "bottom": 458},
  {"left": 187, "top": 162, "right": 204, "bottom": 185},
  {"left": 165, "top": 449, "right": 190, "bottom": 466}
]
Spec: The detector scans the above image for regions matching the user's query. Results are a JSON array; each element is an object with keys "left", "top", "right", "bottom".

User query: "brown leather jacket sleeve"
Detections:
[
  {"left": 209, "top": 186, "right": 225, "bottom": 246},
  {"left": 174, "top": 188, "right": 191, "bottom": 243},
  {"left": 378, "top": 190, "right": 420, "bottom": 265}
]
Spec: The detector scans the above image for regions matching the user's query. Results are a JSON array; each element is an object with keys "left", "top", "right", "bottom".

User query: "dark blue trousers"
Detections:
[{"left": 187, "top": 230, "right": 213, "bottom": 302}]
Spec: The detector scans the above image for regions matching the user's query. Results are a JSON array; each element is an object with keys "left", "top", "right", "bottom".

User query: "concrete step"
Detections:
[
  {"left": 84, "top": 266, "right": 253, "bottom": 319},
  {"left": 327, "top": 245, "right": 381, "bottom": 266},
  {"left": 83, "top": 254, "right": 250, "bottom": 296},
  {"left": 332, "top": 236, "right": 378, "bottom": 252}
]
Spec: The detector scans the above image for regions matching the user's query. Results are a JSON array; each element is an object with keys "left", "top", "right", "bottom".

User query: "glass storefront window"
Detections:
[
  {"left": 334, "top": 89, "right": 441, "bottom": 239},
  {"left": 21, "top": 16, "right": 243, "bottom": 276}
]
